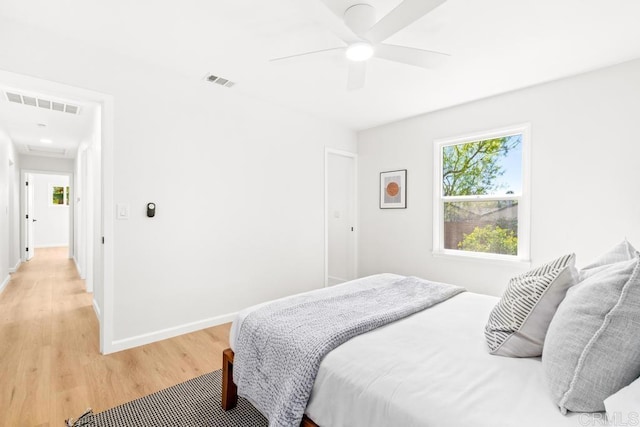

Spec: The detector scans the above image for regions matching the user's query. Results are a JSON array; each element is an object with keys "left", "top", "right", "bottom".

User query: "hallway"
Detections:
[{"left": 0, "top": 247, "right": 230, "bottom": 426}]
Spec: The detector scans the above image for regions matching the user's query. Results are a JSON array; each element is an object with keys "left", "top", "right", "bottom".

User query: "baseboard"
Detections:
[
  {"left": 108, "top": 311, "right": 238, "bottom": 354},
  {"left": 73, "top": 256, "right": 85, "bottom": 279},
  {"left": 8, "top": 259, "right": 21, "bottom": 273},
  {"left": 92, "top": 299, "right": 101, "bottom": 321},
  {"left": 34, "top": 244, "right": 70, "bottom": 248},
  {"left": 0, "top": 275, "right": 10, "bottom": 295},
  {"left": 328, "top": 275, "right": 347, "bottom": 286}
]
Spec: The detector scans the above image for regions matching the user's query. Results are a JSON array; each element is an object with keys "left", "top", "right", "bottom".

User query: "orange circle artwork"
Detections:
[{"left": 386, "top": 182, "right": 400, "bottom": 197}]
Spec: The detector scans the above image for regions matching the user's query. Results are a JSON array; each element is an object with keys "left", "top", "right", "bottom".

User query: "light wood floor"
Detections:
[{"left": 0, "top": 247, "right": 231, "bottom": 426}]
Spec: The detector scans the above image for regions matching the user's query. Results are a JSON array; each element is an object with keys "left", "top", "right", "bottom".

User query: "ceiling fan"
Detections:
[{"left": 271, "top": 0, "right": 450, "bottom": 90}]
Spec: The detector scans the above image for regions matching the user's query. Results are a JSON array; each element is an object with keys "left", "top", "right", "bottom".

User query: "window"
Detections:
[
  {"left": 433, "top": 124, "right": 530, "bottom": 261},
  {"left": 50, "top": 185, "right": 70, "bottom": 206}
]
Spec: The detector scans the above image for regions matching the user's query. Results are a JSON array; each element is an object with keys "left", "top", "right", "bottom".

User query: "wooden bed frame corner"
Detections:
[{"left": 221, "top": 348, "right": 319, "bottom": 427}]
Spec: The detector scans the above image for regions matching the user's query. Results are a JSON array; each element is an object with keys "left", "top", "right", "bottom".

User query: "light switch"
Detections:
[{"left": 116, "top": 203, "right": 130, "bottom": 220}]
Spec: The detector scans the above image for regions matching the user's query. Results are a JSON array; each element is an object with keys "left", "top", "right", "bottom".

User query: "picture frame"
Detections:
[{"left": 380, "top": 169, "right": 407, "bottom": 209}]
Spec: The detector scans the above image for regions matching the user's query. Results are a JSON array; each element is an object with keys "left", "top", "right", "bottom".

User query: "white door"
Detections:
[
  {"left": 25, "top": 174, "right": 35, "bottom": 260},
  {"left": 326, "top": 150, "right": 357, "bottom": 286}
]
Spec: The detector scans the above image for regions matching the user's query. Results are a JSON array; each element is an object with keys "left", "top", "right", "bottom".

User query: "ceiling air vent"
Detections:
[
  {"left": 5, "top": 91, "right": 81, "bottom": 115},
  {"left": 6, "top": 92, "right": 22, "bottom": 103},
  {"left": 23, "top": 96, "right": 37, "bottom": 107},
  {"left": 205, "top": 74, "right": 235, "bottom": 88},
  {"left": 26, "top": 145, "right": 67, "bottom": 156}
]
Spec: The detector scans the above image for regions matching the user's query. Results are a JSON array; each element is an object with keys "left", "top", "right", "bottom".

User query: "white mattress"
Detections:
[{"left": 230, "top": 274, "right": 594, "bottom": 427}]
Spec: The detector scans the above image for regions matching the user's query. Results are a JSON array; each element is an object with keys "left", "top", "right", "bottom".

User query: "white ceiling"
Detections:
[
  {"left": 0, "top": 88, "right": 96, "bottom": 158},
  {"left": 1, "top": 0, "right": 639, "bottom": 130}
]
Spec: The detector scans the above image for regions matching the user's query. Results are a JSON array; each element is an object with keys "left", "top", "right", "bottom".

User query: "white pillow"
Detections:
[
  {"left": 604, "top": 377, "right": 640, "bottom": 425},
  {"left": 580, "top": 240, "right": 636, "bottom": 280}
]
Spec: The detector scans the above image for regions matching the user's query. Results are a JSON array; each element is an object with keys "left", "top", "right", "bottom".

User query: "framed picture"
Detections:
[{"left": 380, "top": 169, "right": 407, "bottom": 209}]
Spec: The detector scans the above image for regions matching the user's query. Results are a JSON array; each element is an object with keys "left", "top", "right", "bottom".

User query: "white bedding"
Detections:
[{"left": 230, "top": 274, "right": 595, "bottom": 427}]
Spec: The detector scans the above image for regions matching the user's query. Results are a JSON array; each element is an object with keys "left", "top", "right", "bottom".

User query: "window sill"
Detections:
[{"left": 432, "top": 250, "right": 531, "bottom": 267}]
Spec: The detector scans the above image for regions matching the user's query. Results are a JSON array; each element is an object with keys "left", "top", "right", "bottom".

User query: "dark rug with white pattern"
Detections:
[{"left": 65, "top": 370, "right": 268, "bottom": 427}]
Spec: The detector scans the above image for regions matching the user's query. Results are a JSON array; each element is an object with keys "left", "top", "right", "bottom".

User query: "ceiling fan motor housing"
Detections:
[{"left": 344, "top": 3, "right": 376, "bottom": 38}]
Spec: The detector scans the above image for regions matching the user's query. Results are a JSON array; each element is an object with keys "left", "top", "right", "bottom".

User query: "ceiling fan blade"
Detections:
[
  {"left": 367, "top": 0, "right": 447, "bottom": 43},
  {"left": 297, "top": 0, "right": 359, "bottom": 44},
  {"left": 347, "top": 61, "right": 367, "bottom": 91},
  {"left": 375, "top": 43, "right": 450, "bottom": 69},
  {"left": 270, "top": 47, "right": 345, "bottom": 62}
]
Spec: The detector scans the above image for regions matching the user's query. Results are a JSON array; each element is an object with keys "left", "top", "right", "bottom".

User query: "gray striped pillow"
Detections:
[{"left": 485, "top": 254, "right": 577, "bottom": 357}]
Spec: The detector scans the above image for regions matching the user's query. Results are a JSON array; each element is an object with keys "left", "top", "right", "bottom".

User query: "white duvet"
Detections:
[{"left": 230, "top": 274, "right": 595, "bottom": 427}]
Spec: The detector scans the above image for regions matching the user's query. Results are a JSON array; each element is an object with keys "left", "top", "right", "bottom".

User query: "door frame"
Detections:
[
  {"left": 21, "top": 170, "right": 74, "bottom": 260},
  {"left": 1, "top": 69, "right": 114, "bottom": 355},
  {"left": 324, "top": 148, "right": 358, "bottom": 287},
  {"left": 24, "top": 171, "right": 34, "bottom": 261}
]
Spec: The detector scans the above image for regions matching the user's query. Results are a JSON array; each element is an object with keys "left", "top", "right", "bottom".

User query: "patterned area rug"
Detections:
[{"left": 66, "top": 370, "right": 268, "bottom": 427}]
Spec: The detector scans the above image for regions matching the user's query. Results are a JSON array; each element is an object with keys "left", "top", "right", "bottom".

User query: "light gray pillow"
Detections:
[
  {"left": 542, "top": 246, "right": 640, "bottom": 414},
  {"left": 485, "top": 254, "right": 577, "bottom": 357},
  {"left": 579, "top": 240, "right": 636, "bottom": 281}
]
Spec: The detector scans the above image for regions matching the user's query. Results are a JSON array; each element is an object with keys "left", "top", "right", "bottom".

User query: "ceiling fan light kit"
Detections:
[
  {"left": 346, "top": 42, "right": 374, "bottom": 61},
  {"left": 273, "top": 0, "right": 449, "bottom": 90}
]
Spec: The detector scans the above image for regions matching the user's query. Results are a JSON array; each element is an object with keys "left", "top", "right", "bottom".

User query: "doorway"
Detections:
[
  {"left": 325, "top": 148, "right": 358, "bottom": 286},
  {"left": 1, "top": 68, "right": 113, "bottom": 354},
  {"left": 23, "top": 171, "right": 73, "bottom": 260}
]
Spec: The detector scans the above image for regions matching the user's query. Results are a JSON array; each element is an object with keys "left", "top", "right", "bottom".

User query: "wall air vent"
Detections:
[
  {"left": 5, "top": 91, "right": 81, "bottom": 115},
  {"left": 26, "top": 145, "right": 67, "bottom": 156},
  {"left": 205, "top": 74, "right": 235, "bottom": 88}
]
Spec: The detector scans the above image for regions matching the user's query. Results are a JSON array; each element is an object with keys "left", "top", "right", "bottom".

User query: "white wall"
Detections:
[
  {"left": 0, "top": 134, "right": 9, "bottom": 290},
  {"left": 0, "top": 18, "right": 356, "bottom": 349},
  {"left": 74, "top": 147, "right": 87, "bottom": 278},
  {"left": 74, "top": 106, "right": 100, "bottom": 306},
  {"left": 7, "top": 137, "right": 21, "bottom": 274},
  {"left": 358, "top": 59, "right": 640, "bottom": 296},
  {"left": 0, "top": 130, "right": 20, "bottom": 292},
  {"left": 31, "top": 173, "right": 69, "bottom": 248}
]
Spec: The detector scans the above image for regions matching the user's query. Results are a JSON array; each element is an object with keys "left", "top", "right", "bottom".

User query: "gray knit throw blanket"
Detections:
[{"left": 234, "top": 276, "right": 465, "bottom": 427}]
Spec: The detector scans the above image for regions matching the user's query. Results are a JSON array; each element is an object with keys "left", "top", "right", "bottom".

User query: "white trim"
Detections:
[
  {"left": 433, "top": 123, "right": 531, "bottom": 262},
  {"left": 109, "top": 312, "right": 238, "bottom": 354},
  {"left": 442, "top": 194, "right": 520, "bottom": 202},
  {"left": 92, "top": 298, "right": 101, "bottom": 320},
  {"left": 324, "top": 148, "right": 358, "bottom": 288},
  {"left": 435, "top": 124, "right": 529, "bottom": 149},
  {"left": 432, "top": 249, "right": 532, "bottom": 267},
  {"left": 8, "top": 259, "right": 21, "bottom": 273},
  {"left": 101, "top": 96, "right": 115, "bottom": 354},
  {"left": 0, "top": 275, "right": 10, "bottom": 294},
  {"left": 73, "top": 255, "right": 84, "bottom": 279},
  {"left": 327, "top": 275, "right": 348, "bottom": 286},
  {"left": 34, "top": 243, "right": 71, "bottom": 249}
]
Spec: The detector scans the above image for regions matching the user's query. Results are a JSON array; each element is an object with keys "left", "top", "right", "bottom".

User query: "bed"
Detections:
[{"left": 221, "top": 273, "right": 595, "bottom": 427}]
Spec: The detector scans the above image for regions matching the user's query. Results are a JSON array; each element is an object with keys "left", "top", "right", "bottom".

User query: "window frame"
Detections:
[
  {"left": 432, "top": 123, "right": 531, "bottom": 263},
  {"left": 49, "top": 183, "right": 70, "bottom": 207}
]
